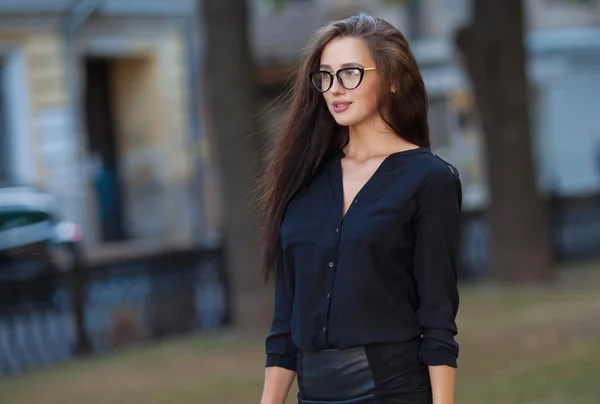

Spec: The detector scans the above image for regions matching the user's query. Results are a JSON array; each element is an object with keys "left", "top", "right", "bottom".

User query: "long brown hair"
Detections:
[{"left": 258, "top": 13, "right": 429, "bottom": 282}]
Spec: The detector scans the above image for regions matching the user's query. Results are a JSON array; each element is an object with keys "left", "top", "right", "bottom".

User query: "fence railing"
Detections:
[{"left": 0, "top": 247, "right": 230, "bottom": 376}]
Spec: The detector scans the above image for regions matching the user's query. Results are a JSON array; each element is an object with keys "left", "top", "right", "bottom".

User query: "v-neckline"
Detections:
[
  {"left": 338, "top": 155, "right": 388, "bottom": 221},
  {"left": 335, "top": 147, "right": 428, "bottom": 221}
]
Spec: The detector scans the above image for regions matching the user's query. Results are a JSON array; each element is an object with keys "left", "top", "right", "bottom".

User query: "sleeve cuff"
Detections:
[
  {"left": 266, "top": 354, "right": 297, "bottom": 371},
  {"left": 419, "top": 347, "right": 458, "bottom": 368}
]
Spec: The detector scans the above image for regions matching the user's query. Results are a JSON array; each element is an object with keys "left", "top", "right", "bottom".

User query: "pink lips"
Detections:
[{"left": 332, "top": 101, "right": 352, "bottom": 113}]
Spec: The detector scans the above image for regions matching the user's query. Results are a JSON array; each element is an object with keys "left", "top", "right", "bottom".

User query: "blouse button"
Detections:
[
  {"left": 322, "top": 326, "right": 327, "bottom": 332},
  {"left": 328, "top": 262, "right": 334, "bottom": 268},
  {"left": 335, "top": 228, "right": 339, "bottom": 234},
  {"left": 326, "top": 293, "right": 330, "bottom": 299}
]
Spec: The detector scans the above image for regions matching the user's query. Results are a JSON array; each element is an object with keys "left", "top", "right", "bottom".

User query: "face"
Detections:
[{"left": 316, "top": 36, "right": 380, "bottom": 127}]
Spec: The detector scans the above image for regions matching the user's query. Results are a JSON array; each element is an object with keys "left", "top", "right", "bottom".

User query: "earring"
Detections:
[{"left": 391, "top": 87, "right": 396, "bottom": 94}]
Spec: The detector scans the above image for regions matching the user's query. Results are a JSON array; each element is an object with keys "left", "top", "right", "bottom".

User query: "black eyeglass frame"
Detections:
[{"left": 309, "top": 67, "right": 376, "bottom": 93}]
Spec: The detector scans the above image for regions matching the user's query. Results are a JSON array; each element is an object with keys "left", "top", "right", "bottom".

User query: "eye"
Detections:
[{"left": 342, "top": 68, "right": 361, "bottom": 77}]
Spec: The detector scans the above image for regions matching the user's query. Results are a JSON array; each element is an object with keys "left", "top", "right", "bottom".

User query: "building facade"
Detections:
[
  {"left": 3, "top": 0, "right": 598, "bottom": 253},
  {"left": 0, "top": 0, "right": 203, "bottom": 248}
]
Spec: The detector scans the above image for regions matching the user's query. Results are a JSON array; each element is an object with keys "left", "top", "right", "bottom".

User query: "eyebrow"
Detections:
[{"left": 319, "top": 62, "right": 365, "bottom": 70}]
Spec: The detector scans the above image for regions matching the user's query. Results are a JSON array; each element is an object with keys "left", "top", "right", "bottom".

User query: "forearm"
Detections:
[
  {"left": 261, "top": 366, "right": 296, "bottom": 404},
  {"left": 429, "top": 365, "right": 456, "bottom": 404}
]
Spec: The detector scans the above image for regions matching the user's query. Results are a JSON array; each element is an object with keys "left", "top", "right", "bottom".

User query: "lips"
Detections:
[{"left": 332, "top": 101, "right": 352, "bottom": 113}]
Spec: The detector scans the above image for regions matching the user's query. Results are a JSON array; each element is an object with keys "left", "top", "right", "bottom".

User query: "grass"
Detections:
[{"left": 1, "top": 260, "right": 600, "bottom": 404}]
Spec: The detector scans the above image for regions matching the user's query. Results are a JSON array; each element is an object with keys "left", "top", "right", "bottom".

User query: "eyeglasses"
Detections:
[{"left": 309, "top": 67, "right": 376, "bottom": 93}]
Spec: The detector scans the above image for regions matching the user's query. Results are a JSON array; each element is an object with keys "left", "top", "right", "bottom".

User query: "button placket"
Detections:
[{"left": 322, "top": 189, "right": 344, "bottom": 347}]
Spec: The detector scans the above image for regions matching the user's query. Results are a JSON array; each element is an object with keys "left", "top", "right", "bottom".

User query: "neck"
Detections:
[{"left": 344, "top": 115, "right": 418, "bottom": 159}]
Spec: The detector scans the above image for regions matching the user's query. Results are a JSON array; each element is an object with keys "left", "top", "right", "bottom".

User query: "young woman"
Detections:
[{"left": 259, "top": 13, "right": 461, "bottom": 404}]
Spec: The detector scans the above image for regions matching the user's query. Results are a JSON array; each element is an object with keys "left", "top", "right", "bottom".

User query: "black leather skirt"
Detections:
[{"left": 296, "top": 338, "right": 432, "bottom": 404}]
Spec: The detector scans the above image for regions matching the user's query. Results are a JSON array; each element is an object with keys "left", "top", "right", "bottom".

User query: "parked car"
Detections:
[{"left": 0, "top": 186, "right": 83, "bottom": 309}]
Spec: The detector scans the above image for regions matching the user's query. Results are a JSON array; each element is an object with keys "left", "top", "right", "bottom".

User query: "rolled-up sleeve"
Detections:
[
  {"left": 265, "top": 269, "right": 298, "bottom": 371},
  {"left": 413, "top": 167, "right": 461, "bottom": 368}
]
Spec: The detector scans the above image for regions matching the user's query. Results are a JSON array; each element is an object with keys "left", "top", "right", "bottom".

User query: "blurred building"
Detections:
[
  {"left": 2, "top": 0, "right": 599, "bottom": 258},
  {"left": 396, "top": 0, "right": 600, "bottom": 205},
  {"left": 0, "top": 0, "right": 201, "bottom": 248}
]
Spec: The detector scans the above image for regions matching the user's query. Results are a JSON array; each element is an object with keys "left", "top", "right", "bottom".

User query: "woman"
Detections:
[{"left": 259, "top": 13, "right": 461, "bottom": 404}]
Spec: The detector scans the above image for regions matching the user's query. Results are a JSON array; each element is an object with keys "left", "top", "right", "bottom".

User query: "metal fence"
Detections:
[{"left": 0, "top": 247, "right": 230, "bottom": 376}]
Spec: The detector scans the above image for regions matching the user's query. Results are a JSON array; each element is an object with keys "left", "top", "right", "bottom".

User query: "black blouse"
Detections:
[{"left": 265, "top": 147, "right": 462, "bottom": 371}]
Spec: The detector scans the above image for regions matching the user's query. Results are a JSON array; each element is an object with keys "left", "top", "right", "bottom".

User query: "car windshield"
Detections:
[
  {"left": 0, "top": 210, "right": 51, "bottom": 231},
  {"left": 0, "top": 210, "right": 55, "bottom": 251}
]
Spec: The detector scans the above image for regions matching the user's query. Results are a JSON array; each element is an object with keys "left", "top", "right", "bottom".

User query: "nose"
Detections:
[{"left": 330, "top": 75, "right": 345, "bottom": 96}]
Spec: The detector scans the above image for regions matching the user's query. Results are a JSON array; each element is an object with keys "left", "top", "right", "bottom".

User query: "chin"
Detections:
[{"left": 332, "top": 114, "right": 362, "bottom": 127}]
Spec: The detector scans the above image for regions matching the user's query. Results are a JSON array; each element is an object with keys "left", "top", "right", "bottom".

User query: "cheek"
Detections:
[
  {"left": 356, "top": 87, "right": 379, "bottom": 115},
  {"left": 322, "top": 93, "right": 335, "bottom": 111},
  {"left": 364, "top": 92, "right": 379, "bottom": 112}
]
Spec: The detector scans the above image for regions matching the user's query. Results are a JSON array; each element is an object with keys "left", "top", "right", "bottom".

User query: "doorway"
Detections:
[{"left": 84, "top": 58, "right": 126, "bottom": 242}]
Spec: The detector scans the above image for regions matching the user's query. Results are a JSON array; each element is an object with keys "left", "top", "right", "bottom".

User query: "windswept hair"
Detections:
[{"left": 258, "top": 13, "right": 429, "bottom": 282}]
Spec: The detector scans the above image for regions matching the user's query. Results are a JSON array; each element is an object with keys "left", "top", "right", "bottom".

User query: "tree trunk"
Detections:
[
  {"left": 455, "top": 0, "right": 553, "bottom": 283},
  {"left": 201, "top": 0, "right": 272, "bottom": 331}
]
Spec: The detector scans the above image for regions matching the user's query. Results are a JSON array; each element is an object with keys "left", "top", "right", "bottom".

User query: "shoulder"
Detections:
[
  {"left": 410, "top": 152, "right": 462, "bottom": 210},
  {"left": 404, "top": 150, "right": 461, "bottom": 185}
]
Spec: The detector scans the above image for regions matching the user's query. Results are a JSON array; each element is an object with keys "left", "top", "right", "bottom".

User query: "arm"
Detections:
[
  {"left": 261, "top": 366, "right": 296, "bottom": 404},
  {"left": 413, "top": 168, "right": 462, "bottom": 404},
  {"left": 261, "top": 270, "right": 298, "bottom": 404},
  {"left": 429, "top": 365, "right": 456, "bottom": 404}
]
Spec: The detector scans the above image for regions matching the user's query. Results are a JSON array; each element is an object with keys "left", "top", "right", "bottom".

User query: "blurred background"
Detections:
[{"left": 0, "top": 0, "right": 599, "bottom": 403}]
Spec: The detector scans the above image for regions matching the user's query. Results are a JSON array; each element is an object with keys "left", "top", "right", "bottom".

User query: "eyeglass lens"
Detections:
[{"left": 311, "top": 68, "right": 363, "bottom": 92}]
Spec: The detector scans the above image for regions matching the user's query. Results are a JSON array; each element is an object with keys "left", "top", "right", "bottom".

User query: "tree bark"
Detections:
[
  {"left": 455, "top": 0, "right": 553, "bottom": 283},
  {"left": 202, "top": 0, "right": 272, "bottom": 331}
]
